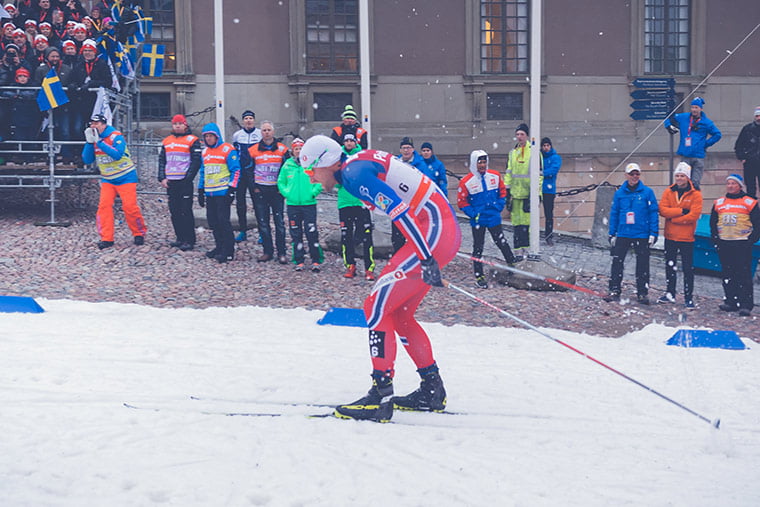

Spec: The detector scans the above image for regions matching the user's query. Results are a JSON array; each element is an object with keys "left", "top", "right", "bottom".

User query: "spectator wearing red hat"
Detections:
[
  {"left": 11, "top": 28, "right": 31, "bottom": 60},
  {"left": 158, "top": 114, "right": 203, "bottom": 251},
  {"left": 24, "top": 19, "right": 38, "bottom": 44},
  {"left": 61, "top": 39, "right": 78, "bottom": 66},
  {"left": 30, "top": 34, "right": 49, "bottom": 66},
  {"left": 0, "top": 67, "right": 40, "bottom": 164},
  {"left": 37, "top": 21, "right": 57, "bottom": 48},
  {"left": 2, "top": 22, "right": 16, "bottom": 44},
  {"left": 69, "top": 39, "right": 111, "bottom": 159}
]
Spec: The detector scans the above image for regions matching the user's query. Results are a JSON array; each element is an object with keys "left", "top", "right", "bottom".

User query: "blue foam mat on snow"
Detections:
[
  {"left": 666, "top": 329, "right": 746, "bottom": 350},
  {"left": 0, "top": 295, "right": 45, "bottom": 314},
  {"left": 317, "top": 307, "right": 367, "bottom": 328}
]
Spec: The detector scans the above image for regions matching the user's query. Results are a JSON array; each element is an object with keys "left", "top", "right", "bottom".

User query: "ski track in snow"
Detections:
[{"left": 1, "top": 299, "right": 759, "bottom": 506}]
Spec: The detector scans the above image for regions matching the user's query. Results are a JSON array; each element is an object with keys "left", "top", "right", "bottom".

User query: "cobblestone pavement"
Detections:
[{"left": 1, "top": 182, "right": 758, "bottom": 342}]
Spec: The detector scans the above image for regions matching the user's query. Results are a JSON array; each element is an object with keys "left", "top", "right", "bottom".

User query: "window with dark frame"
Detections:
[
  {"left": 480, "top": 0, "right": 529, "bottom": 74},
  {"left": 142, "top": 0, "right": 176, "bottom": 73},
  {"left": 487, "top": 92, "right": 523, "bottom": 121},
  {"left": 306, "top": 0, "right": 359, "bottom": 74},
  {"left": 313, "top": 92, "right": 353, "bottom": 122},
  {"left": 140, "top": 92, "right": 171, "bottom": 120},
  {"left": 644, "top": 0, "right": 690, "bottom": 74}
]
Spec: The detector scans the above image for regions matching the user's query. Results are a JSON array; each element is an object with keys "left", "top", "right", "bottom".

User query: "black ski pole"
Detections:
[{"left": 443, "top": 279, "right": 721, "bottom": 429}]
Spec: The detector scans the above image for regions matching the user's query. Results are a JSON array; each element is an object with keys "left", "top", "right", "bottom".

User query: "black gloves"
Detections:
[
  {"left": 666, "top": 124, "right": 679, "bottom": 135},
  {"left": 522, "top": 197, "right": 530, "bottom": 213},
  {"left": 227, "top": 186, "right": 236, "bottom": 204},
  {"left": 506, "top": 194, "right": 512, "bottom": 212},
  {"left": 197, "top": 188, "right": 205, "bottom": 208},
  {"left": 682, "top": 208, "right": 690, "bottom": 215},
  {"left": 420, "top": 256, "right": 443, "bottom": 287}
]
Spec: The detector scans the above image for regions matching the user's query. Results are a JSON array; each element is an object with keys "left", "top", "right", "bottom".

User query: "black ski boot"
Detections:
[
  {"left": 334, "top": 376, "right": 394, "bottom": 423},
  {"left": 393, "top": 371, "right": 447, "bottom": 412}
]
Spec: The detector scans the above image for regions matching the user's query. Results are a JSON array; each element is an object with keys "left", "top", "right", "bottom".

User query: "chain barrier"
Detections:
[{"left": 557, "top": 180, "right": 619, "bottom": 197}]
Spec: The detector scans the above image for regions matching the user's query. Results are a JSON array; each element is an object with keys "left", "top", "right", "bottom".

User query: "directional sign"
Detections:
[
  {"left": 630, "top": 89, "right": 675, "bottom": 100},
  {"left": 630, "top": 99, "right": 676, "bottom": 110},
  {"left": 632, "top": 78, "right": 676, "bottom": 89},
  {"left": 629, "top": 110, "right": 670, "bottom": 120}
]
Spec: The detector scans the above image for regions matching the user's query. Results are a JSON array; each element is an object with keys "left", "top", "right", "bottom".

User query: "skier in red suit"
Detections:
[{"left": 300, "top": 135, "right": 462, "bottom": 422}]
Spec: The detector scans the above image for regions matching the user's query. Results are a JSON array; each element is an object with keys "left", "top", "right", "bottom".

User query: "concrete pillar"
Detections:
[{"left": 591, "top": 185, "right": 616, "bottom": 248}]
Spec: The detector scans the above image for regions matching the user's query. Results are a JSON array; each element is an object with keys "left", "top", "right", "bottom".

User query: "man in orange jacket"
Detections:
[{"left": 657, "top": 162, "right": 702, "bottom": 308}]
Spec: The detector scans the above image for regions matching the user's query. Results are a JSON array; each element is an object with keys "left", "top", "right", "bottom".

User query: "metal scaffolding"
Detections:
[{"left": 0, "top": 86, "right": 134, "bottom": 226}]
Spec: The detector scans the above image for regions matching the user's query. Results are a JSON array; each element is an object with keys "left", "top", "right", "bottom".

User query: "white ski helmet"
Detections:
[{"left": 300, "top": 135, "right": 342, "bottom": 170}]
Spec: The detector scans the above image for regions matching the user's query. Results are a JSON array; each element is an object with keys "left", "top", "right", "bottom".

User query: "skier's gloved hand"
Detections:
[
  {"left": 648, "top": 235, "right": 657, "bottom": 246},
  {"left": 227, "top": 186, "right": 236, "bottom": 205},
  {"left": 609, "top": 235, "right": 616, "bottom": 247},
  {"left": 682, "top": 208, "right": 690, "bottom": 215},
  {"left": 84, "top": 127, "right": 98, "bottom": 144},
  {"left": 420, "top": 256, "right": 444, "bottom": 287},
  {"left": 197, "top": 188, "right": 205, "bottom": 208},
  {"left": 506, "top": 194, "right": 513, "bottom": 212},
  {"left": 666, "top": 124, "right": 679, "bottom": 135},
  {"left": 522, "top": 197, "right": 530, "bottom": 213}
]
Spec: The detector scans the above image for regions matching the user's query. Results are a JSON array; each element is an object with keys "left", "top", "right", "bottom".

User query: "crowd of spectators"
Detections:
[{"left": 1, "top": 1, "right": 132, "bottom": 164}]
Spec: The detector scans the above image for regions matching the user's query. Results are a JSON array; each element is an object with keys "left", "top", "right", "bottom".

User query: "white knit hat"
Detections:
[{"left": 673, "top": 161, "right": 691, "bottom": 179}]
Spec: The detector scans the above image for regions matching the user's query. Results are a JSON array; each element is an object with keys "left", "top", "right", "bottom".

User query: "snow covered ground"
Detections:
[{"left": 1, "top": 299, "right": 759, "bottom": 506}]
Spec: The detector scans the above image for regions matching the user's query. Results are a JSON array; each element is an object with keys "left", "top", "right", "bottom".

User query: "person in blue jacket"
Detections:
[
  {"left": 457, "top": 150, "right": 516, "bottom": 288},
  {"left": 541, "top": 137, "right": 562, "bottom": 246},
  {"left": 605, "top": 163, "right": 659, "bottom": 304},
  {"left": 391, "top": 136, "right": 429, "bottom": 253},
  {"left": 419, "top": 142, "right": 449, "bottom": 198},
  {"left": 664, "top": 97, "right": 721, "bottom": 190},
  {"left": 196, "top": 123, "right": 240, "bottom": 264}
]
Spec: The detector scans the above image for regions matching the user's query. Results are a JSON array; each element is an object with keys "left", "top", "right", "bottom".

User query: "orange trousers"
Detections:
[{"left": 97, "top": 182, "right": 147, "bottom": 242}]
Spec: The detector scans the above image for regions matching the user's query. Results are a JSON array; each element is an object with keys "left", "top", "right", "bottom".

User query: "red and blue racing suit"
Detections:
[{"left": 337, "top": 150, "right": 462, "bottom": 378}]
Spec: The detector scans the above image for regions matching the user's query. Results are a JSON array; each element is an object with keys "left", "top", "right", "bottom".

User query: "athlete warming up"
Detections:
[{"left": 300, "top": 135, "right": 462, "bottom": 422}]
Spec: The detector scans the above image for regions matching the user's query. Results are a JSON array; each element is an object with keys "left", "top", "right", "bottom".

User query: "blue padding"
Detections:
[
  {"left": 666, "top": 329, "right": 746, "bottom": 350},
  {"left": 317, "top": 307, "right": 367, "bottom": 328},
  {"left": 0, "top": 295, "right": 45, "bottom": 313}
]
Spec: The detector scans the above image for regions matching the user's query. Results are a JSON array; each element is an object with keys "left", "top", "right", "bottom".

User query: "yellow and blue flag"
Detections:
[
  {"left": 141, "top": 43, "right": 165, "bottom": 77},
  {"left": 36, "top": 68, "right": 69, "bottom": 112}
]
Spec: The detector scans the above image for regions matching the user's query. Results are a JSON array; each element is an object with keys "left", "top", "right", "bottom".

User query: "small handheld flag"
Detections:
[
  {"left": 37, "top": 68, "right": 69, "bottom": 111},
  {"left": 141, "top": 43, "right": 165, "bottom": 77}
]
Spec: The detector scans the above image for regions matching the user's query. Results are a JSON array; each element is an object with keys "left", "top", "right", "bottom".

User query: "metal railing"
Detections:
[{"left": 0, "top": 85, "right": 134, "bottom": 225}]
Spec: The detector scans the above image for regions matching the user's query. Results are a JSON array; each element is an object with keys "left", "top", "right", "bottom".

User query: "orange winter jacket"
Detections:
[{"left": 658, "top": 182, "right": 703, "bottom": 242}]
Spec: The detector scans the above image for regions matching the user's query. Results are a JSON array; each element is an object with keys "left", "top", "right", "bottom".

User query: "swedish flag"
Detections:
[
  {"left": 36, "top": 68, "right": 69, "bottom": 112},
  {"left": 141, "top": 43, "right": 165, "bottom": 77}
]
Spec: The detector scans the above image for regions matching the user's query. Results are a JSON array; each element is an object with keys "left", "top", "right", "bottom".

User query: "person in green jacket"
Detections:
[
  {"left": 277, "top": 138, "right": 324, "bottom": 271},
  {"left": 338, "top": 133, "right": 376, "bottom": 280}
]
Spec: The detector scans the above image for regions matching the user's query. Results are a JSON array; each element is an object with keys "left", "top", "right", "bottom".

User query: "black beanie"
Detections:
[
  {"left": 515, "top": 123, "right": 529, "bottom": 135},
  {"left": 541, "top": 137, "right": 552, "bottom": 146}
]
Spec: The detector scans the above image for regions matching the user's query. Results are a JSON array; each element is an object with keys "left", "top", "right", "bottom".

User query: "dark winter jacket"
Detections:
[
  {"left": 734, "top": 121, "right": 760, "bottom": 162},
  {"left": 609, "top": 181, "right": 659, "bottom": 239}
]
